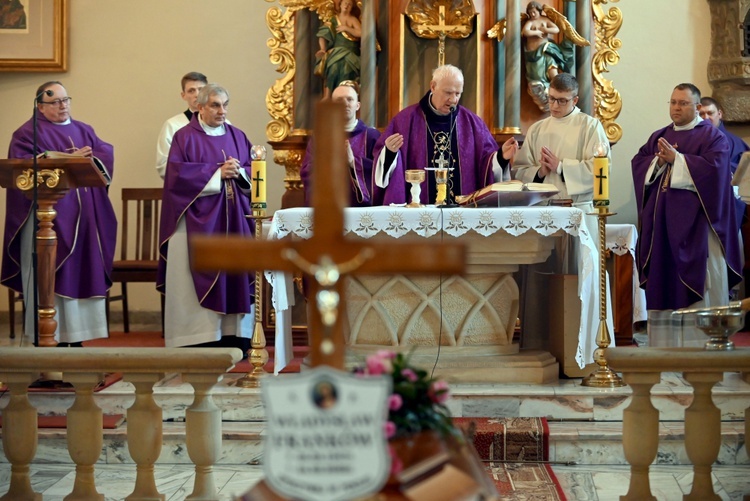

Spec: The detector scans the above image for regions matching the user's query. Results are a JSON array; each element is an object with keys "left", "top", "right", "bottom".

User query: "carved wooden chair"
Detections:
[{"left": 107, "top": 188, "right": 164, "bottom": 333}]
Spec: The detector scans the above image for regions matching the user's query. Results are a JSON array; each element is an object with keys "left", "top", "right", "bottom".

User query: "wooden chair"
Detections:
[{"left": 107, "top": 188, "right": 164, "bottom": 333}]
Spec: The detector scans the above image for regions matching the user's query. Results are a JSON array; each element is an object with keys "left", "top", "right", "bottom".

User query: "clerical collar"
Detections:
[
  {"left": 426, "top": 92, "right": 452, "bottom": 117},
  {"left": 344, "top": 117, "right": 358, "bottom": 132},
  {"left": 50, "top": 118, "right": 72, "bottom": 126},
  {"left": 673, "top": 115, "right": 702, "bottom": 131},
  {"left": 420, "top": 92, "right": 452, "bottom": 125},
  {"left": 198, "top": 114, "right": 226, "bottom": 136}
]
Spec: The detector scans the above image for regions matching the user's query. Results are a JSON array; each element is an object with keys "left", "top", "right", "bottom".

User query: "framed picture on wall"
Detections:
[{"left": 0, "top": 0, "right": 68, "bottom": 72}]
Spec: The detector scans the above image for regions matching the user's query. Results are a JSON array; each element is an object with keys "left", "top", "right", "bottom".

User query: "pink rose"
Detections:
[
  {"left": 401, "top": 368, "right": 418, "bottom": 382},
  {"left": 375, "top": 349, "right": 397, "bottom": 360},
  {"left": 384, "top": 420, "right": 397, "bottom": 439},
  {"left": 366, "top": 354, "right": 393, "bottom": 375},
  {"left": 388, "top": 394, "right": 403, "bottom": 411},
  {"left": 428, "top": 379, "right": 450, "bottom": 404},
  {"left": 388, "top": 443, "right": 403, "bottom": 475}
]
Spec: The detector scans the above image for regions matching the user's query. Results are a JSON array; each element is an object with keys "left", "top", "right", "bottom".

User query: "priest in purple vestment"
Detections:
[
  {"left": 301, "top": 81, "right": 379, "bottom": 207},
  {"left": 157, "top": 83, "right": 255, "bottom": 350},
  {"left": 1, "top": 81, "right": 116, "bottom": 345},
  {"left": 699, "top": 96, "right": 750, "bottom": 230},
  {"left": 632, "top": 83, "right": 742, "bottom": 347},
  {"left": 372, "top": 65, "right": 515, "bottom": 206}
]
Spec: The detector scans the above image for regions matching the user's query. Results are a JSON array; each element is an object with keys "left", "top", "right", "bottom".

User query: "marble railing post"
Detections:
[
  {"left": 620, "top": 372, "right": 659, "bottom": 501},
  {"left": 683, "top": 372, "right": 722, "bottom": 501},
  {"left": 124, "top": 374, "right": 165, "bottom": 501},
  {"left": 0, "top": 375, "right": 40, "bottom": 501},
  {"left": 183, "top": 374, "right": 224, "bottom": 501},
  {"left": 65, "top": 373, "right": 105, "bottom": 501}
]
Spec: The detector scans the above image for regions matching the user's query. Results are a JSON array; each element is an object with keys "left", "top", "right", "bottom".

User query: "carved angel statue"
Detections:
[{"left": 488, "top": 1, "right": 589, "bottom": 112}]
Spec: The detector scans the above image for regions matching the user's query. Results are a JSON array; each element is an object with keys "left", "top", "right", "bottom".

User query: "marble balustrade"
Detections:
[
  {"left": 0, "top": 347, "right": 242, "bottom": 501},
  {"left": 605, "top": 347, "right": 750, "bottom": 501}
]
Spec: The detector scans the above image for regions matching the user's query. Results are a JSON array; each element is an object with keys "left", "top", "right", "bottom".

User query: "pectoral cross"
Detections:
[
  {"left": 595, "top": 169, "right": 607, "bottom": 195},
  {"left": 191, "top": 101, "right": 466, "bottom": 369},
  {"left": 435, "top": 152, "right": 450, "bottom": 170},
  {"left": 253, "top": 170, "right": 264, "bottom": 198},
  {"left": 417, "top": 5, "right": 471, "bottom": 66}
]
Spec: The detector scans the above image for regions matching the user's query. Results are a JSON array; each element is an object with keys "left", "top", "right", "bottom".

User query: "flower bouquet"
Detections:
[{"left": 356, "top": 350, "right": 457, "bottom": 481}]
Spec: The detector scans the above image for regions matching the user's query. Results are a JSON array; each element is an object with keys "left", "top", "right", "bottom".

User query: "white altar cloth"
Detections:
[
  {"left": 605, "top": 223, "right": 648, "bottom": 325},
  {"left": 266, "top": 206, "right": 607, "bottom": 374}
]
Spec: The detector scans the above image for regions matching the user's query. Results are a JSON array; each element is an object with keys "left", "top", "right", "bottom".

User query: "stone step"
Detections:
[{"left": 2, "top": 420, "right": 746, "bottom": 467}]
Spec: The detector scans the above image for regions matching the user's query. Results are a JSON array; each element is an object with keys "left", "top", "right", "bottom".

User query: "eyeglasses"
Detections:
[
  {"left": 668, "top": 100, "right": 697, "bottom": 107},
  {"left": 549, "top": 96, "right": 576, "bottom": 106},
  {"left": 40, "top": 97, "right": 72, "bottom": 106}
]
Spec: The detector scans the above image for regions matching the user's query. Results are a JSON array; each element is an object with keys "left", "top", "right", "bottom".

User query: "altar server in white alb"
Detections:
[
  {"left": 510, "top": 72, "right": 614, "bottom": 364},
  {"left": 155, "top": 71, "right": 208, "bottom": 179},
  {"left": 512, "top": 73, "right": 610, "bottom": 212}
]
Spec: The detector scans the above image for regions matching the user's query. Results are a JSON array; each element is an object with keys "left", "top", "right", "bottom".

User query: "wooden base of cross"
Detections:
[{"left": 235, "top": 211, "right": 273, "bottom": 389}]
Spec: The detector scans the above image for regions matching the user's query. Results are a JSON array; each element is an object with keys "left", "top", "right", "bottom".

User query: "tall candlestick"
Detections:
[
  {"left": 251, "top": 145, "right": 267, "bottom": 215},
  {"left": 593, "top": 141, "right": 609, "bottom": 207}
]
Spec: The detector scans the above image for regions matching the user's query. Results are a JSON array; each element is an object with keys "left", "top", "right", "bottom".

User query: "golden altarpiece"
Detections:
[{"left": 261, "top": 0, "right": 624, "bottom": 348}]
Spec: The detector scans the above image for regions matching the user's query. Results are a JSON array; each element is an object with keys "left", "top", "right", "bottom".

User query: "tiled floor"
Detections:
[{"left": 1, "top": 321, "right": 749, "bottom": 500}]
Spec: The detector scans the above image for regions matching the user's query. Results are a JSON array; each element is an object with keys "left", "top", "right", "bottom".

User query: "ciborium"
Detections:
[
  {"left": 694, "top": 310, "right": 744, "bottom": 351},
  {"left": 434, "top": 168, "right": 449, "bottom": 205},
  {"left": 405, "top": 169, "right": 425, "bottom": 208}
]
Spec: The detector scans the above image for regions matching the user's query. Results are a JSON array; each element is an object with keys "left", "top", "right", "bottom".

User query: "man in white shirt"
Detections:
[{"left": 155, "top": 71, "right": 207, "bottom": 179}]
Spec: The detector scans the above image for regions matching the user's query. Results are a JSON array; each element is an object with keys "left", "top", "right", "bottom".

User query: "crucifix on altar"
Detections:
[{"left": 405, "top": 0, "right": 476, "bottom": 67}]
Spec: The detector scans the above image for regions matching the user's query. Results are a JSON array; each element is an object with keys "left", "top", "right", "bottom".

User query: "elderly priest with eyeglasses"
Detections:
[{"left": 1, "top": 80, "right": 117, "bottom": 347}]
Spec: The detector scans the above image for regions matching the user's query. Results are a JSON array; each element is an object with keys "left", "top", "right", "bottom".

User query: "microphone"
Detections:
[
  {"left": 35, "top": 89, "right": 54, "bottom": 103},
  {"left": 449, "top": 105, "right": 456, "bottom": 113}
]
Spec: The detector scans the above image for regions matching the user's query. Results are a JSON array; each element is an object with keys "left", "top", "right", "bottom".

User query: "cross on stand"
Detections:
[
  {"left": 191, "top": 100, "right": 465, "bottom": 368},
  {"left": 417, "top": 5, "right": 472, "bottom": 66}
]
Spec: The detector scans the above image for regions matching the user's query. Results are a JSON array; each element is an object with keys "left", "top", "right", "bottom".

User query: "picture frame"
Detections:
[{"left": 0, "top": 0, "right": 68, "bottom": 72}]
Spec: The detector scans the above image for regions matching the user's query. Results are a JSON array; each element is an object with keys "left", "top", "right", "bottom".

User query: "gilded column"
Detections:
[
  {"left": 575, "top": 0, "right": 593, "bottom": 115},
  {"left": 360, "top": 0, "right": 377, "bottom": 127},
  {"left": 502, "top": 0, "right": 521, "bottom": 134}
]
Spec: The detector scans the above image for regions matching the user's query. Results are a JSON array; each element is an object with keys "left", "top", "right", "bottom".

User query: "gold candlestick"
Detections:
[
  {"left": 582, "top": 206, "right": 625, "bottom": 388},
  {"left": 236, "top": 211, "right": 273, "bottom": 388},
  {"left": 434, "top": 168, "right": 448, "bottom": 205}
]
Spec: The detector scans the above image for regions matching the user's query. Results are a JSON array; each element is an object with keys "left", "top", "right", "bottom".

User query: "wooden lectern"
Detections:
[{"left": 0, "top": 157, "right": 108, "bottom": 347}]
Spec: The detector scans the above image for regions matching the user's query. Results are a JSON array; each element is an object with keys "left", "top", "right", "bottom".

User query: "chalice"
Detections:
[
  {"left": 433, "top": 168, "right": 449, "bottom": 205},
  {"left": 405, "top": 169, "right": 425, "bottom": 208}
]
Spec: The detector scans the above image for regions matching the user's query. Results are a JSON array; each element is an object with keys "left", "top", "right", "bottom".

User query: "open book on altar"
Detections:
[
  {"left": 37, "top": 150, "right": 111, "bottom": 184},
  {"left": 455, "top": 180, "right": 559, "bottom": 207}
]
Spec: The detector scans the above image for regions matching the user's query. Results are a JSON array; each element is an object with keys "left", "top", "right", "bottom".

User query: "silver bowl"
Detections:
[{"left": 694, "top": 310, "right": 744, "bottom": 351}]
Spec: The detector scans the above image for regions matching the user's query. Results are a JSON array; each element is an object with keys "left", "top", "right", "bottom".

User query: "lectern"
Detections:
[{"left": 0, "top": 157, "right": 108, "bottom": 347}]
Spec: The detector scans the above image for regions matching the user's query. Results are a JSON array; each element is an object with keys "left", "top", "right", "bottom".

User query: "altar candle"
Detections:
[
  {"left": 251, "top": 145, "right": 267, "bottom": 207},
  {"left": 593, "top": 142, "right": 609, "bottom": 202}
]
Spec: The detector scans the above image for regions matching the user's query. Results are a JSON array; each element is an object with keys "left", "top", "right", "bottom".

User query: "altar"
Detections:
[{"left": 267, "top": 206, "right": 609, "bottom": 383}]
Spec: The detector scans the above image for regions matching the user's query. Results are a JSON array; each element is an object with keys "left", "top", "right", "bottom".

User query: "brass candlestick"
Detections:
[
  {"left": 582, "top": 205, "right": 625, "bottom": 387},
  {"left": 236, "top": 209, "right": 273, "bottom": 388}
]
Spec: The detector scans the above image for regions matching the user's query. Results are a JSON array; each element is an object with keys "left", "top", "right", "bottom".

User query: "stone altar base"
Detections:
[{"left": 346, "top": 345, "right": 559, "bottom": 384}]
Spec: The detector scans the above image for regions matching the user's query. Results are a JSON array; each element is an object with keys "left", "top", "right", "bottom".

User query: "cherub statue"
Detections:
[{"left": 488, "top": 1, "right": 589, "bottom": 112}]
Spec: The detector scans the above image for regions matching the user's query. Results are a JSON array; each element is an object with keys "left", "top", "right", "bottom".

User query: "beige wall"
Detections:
[{"left": 0, "top": 0, "right": 746, "bottom": 314}]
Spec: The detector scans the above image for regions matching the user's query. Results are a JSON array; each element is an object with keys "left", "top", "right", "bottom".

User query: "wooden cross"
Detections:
[
  {"left": 417, "top": 5, "right": 471, "bottom": 66},
  {"left": 190, "top": 101, "right": 466, "bottom": 369}
]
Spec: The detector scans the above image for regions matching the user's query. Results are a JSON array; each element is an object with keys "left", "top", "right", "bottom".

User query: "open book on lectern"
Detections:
[
  {"left": 37, "top": 150, "right": 112, "bottom": 184},
  {"left": 455, "top": 180, "right": 559, "bottom": 207}
]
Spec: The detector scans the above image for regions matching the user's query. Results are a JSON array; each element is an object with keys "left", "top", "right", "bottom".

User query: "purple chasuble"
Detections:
[
  {"left": 632, "top": 120, "right": 741, "bottom": 310},
  {"left": 718, "top": 121, "right": 750, "bottom": 228},
  {"left": 301, "top": 119, "right": 380, "bottom": 207},
  {"left": 157, "top": 116, "right": 255, "bottom": 314},
  {"left": 1, "top": 112, "right": 116, "bottom": 299},
  {"left": 372, "top": 92, "right": 497, "bottom": 205}
]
